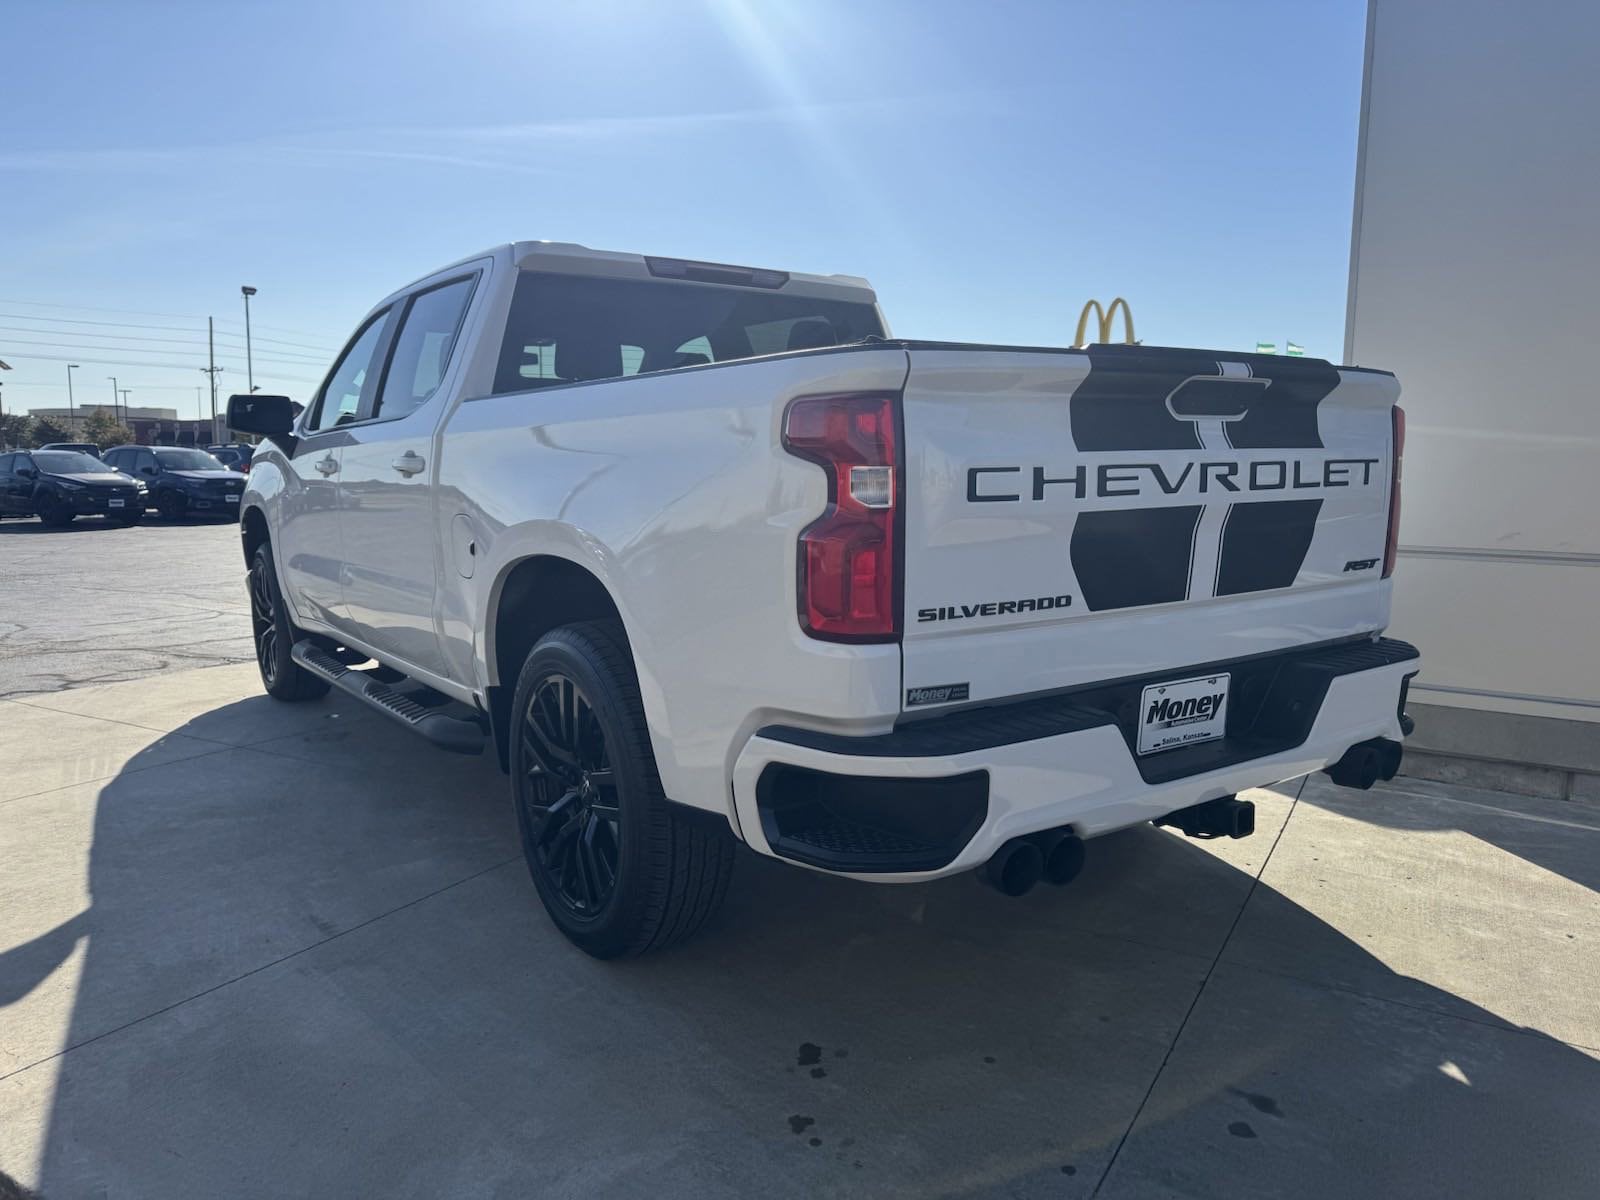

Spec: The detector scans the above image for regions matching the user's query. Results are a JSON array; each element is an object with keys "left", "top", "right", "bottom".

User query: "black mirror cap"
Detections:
[{"left": 227, "top": 394, "right": 295, "bottom": 436}]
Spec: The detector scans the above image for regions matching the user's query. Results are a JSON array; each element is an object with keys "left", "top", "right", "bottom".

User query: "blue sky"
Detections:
[{"left": 0, "top": 0, "right": 1366, "bottom": 420}]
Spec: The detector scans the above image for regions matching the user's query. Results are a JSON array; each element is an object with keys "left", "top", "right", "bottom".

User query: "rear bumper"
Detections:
[{"left": 731, "top": 637, "right": 1420, "bottom": 881}]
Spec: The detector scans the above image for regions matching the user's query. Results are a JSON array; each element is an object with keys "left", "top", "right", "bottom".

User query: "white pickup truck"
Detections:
[{"left": 228, "top": 242, "right": 1419, "bottom": 958}]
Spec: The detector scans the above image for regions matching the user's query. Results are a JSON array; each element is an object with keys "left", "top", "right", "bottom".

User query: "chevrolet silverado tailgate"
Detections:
[{"left": 899, "top": 343, "right": 1400, "bottom": 711}]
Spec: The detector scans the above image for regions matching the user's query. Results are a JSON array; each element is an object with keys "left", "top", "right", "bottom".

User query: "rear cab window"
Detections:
[{"left": 492, "top": 273, "right": 885, "bottom": 394}]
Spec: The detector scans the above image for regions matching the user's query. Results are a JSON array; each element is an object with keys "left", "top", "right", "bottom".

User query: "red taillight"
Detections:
[
  {"left": 782, "top": 392, "right": 901, "bottom": 642},
  {"left": 1383, "top": 405, "right": 1405, "bottom": 578}
]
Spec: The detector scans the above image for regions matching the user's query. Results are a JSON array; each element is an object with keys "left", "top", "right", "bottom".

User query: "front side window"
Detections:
[
  {"left": 492, "top": 273, "right": 885, "bottom": 394},
  {"left": 374, "top": 277, "right": 476, "bottom": 421},
  {"left": 309, "top": 311, "right": 390, "bottom": 432}
]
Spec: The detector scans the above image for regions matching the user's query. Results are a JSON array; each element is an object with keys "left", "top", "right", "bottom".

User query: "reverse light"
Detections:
[
  {"left": 782, "top": 392, "right": 902, "bottom": 642},
  {"left": 1383, "top": 405, "right": 1405, "bottom": 578}
]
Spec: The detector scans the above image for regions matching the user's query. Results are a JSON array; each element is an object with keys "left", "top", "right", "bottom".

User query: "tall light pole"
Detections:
[
  {"left": 241, "top": 286, "right": 258, "bottom": 393},
  {"left": 66, "top": 363, "right": 79, "bottom": 430},
  {"left": 107, "top": 376, "right": 119, "bottom": 427}
]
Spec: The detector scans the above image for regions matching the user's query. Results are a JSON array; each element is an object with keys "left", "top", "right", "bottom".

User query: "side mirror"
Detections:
[
  {"left": 18, "top": 467, "right": 36, "bottom": 479},
  {"left": 227, "top": 393, "right": 298, "bottom": 455},
  {"left": 227, "top": 394, "right": 296, "bottom": 437}
]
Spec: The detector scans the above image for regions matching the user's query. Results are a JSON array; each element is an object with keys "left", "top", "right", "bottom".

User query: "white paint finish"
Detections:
[
  {"left": 269, "top": 440, "right": 345, "bottom": 627},
  {"left": 241, "top": 239, "right": 1410, "bottom": 853},
  {"left": 448, "top": 347, "right": 909, "bottom": 810},
  {"left": 1348, "top": 0, "right": 1600, "bottom": 720},
  {"left": 898, "top": 350, "right": 1396, "bottom": 704},
  {"left": 732, "top": 658, "right": 1416, "bottom": 881}
]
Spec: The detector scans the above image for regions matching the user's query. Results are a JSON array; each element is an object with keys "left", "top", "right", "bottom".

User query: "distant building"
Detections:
[{"left": 27, "top": 404, "right": 220, "bottom": 447}]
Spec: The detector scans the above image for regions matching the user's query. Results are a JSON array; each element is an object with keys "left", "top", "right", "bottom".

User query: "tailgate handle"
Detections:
[{"left": 1166, "top": 376, "right": 1270, "bottom": 422}]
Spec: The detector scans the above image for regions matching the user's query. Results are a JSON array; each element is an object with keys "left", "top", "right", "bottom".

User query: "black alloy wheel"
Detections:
[
  {"left": 249, "top": 555, "right": 282, "bottom": 690},
  {"left": 247, "top": 543, "right": 330, "bottom": 702},
  {"left": 518, "top": 673, "right": 622, "bottom": 918},
  {"left": 509, "top": 621, "right": 734, "bottom": 958}
]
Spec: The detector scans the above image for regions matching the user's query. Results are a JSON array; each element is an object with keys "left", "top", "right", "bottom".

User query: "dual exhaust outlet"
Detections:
[
  {"left": 980, "top": 736, "right": 1404, "bottom": 897},
  {"left": 1324, "top": 737, "right": 1404, "bottom": 790},
  {"left": 981, "top": 797, "right": 1255, "bottom": 897},
  {"left": 980, "top": 828, "right": 1086, "bottom": 897}
]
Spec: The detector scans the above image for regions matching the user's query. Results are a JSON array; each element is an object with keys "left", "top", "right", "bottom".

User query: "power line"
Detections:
[
  {"left": 0, "top": 325, "right": 330, "bottom": 362},
  {"left": 0, "top": 350, "right": 320, "bottom": 384},
  {"left": 0, "top": 338, "right": 328, "bottom": 370},
  {"left": 0, "top": 312, "right": 336, "bottom": 355}
]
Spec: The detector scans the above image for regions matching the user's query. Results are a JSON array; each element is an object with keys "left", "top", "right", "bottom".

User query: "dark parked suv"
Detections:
[
  {"left": 0, "top": 449, "right": 145, "bottom": 526},
  {"left": 101, "top": 445, "right": 245, "bottom": 520}
]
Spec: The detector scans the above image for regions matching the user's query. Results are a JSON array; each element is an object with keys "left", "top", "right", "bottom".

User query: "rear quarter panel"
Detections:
[{"left": 439, "top": 348, "right": 910, "bottom": 816}]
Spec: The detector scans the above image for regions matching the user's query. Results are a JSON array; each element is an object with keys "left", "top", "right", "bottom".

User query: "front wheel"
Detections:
[
  {"left": 248, "top": 543, "right": 330, "bottom": 702},
  {"left": 114, "top": 509, "right": 144, "bottom": 527},
  {"left": 158, "top": 490, "right": 187, "bottom": 521},
  {"left": 36, "top": 494, "right": 74, "bottom": 527},
  {"left": 510, "top": 621, "right": 734, "bottom": 958}
]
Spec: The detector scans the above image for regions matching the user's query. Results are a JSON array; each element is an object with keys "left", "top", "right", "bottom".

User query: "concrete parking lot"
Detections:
[{"left": 2, "top": 515, "right": 1598, "bottom": 1198}]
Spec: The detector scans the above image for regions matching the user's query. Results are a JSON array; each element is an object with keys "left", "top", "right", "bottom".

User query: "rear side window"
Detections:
[
  {"left": 492, "top": 272, "right": 884, "bottom": 394},
  {"left": 374, "top": 276, "right": 476, "bottom": 421}
]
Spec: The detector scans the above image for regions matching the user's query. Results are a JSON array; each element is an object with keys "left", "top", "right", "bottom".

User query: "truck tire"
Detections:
[
  {"left": 510, "top": 620, "right": 734, "bottom": 958},
  {"left": 248, "top": 543, "right": 331, "bottom": 702}
]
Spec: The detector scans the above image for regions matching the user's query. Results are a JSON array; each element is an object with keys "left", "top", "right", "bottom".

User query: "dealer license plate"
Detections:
[
  {"left": 108, "top": 498, "right": 124, "bottom": 508},
  {"left": 1137, "top": 673, "right": 1230, "bottom": 755}
]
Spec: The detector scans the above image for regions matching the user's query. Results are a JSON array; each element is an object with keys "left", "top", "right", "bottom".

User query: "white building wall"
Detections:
[{"left": 1348, "top": 0, "right": 1600, "bottom": 751}]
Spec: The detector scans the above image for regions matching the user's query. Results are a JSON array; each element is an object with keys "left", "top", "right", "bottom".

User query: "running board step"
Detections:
[{"left": 291, "top": 640, "right": 486, "bottom": 755}]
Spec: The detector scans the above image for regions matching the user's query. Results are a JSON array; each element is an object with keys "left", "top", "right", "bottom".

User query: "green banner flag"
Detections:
[
  {"left": 1286, "top": 341, "right": 1305, "bottom": 357},
  {"left": 1255, "top": 341, "right": 1276, "bottom": 355}
]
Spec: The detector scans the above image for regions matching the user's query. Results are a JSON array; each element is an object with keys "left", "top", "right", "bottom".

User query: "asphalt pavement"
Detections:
[{"left": 0, "top": 514, "right": 253, "bottom": 698}]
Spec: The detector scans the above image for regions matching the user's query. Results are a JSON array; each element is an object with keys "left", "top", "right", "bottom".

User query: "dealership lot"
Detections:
[
  {"left": 0, "top": 516, "right": 253, "bottom": 699},
  {"left": 2, "top": 520, "right": 1598, "bottom": 1198}
]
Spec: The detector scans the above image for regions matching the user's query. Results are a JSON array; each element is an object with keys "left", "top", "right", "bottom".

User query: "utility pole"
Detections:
[
  {"left": 66, "top": 363, "right": 79, "bottom": 430},
  {"left": 119, "top": 389, "right": 132, "bottom": 432},
  {"left": 107, "top": 376, "right": 119, "bottom": 427},
  {"left": 241, "top": 286, "right": 258, "bottom": 393},
  {"left": 201, "top": 316, "right": 226, "bottom": 444}
]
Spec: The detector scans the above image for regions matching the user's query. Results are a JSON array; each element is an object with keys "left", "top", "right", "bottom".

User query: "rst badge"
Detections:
[{"left": 1138, "top": 673, "right": 1230, "bottom": 755}]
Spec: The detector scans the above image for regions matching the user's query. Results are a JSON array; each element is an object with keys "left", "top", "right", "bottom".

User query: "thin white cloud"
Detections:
[{"left": 0, "top": 94, "right": 982, "bottom": 176}]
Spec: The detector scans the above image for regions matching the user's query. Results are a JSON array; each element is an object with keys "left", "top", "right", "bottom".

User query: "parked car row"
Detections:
[{"left": 0, "top": 444, "right": 248, "bottom": 527}]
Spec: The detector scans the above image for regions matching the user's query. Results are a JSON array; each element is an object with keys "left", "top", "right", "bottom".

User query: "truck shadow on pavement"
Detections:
[{"left": 5, "top": 697, "right": 1599, "bottom": 1199}]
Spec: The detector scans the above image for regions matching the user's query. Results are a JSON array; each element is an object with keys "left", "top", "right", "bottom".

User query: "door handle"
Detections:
[
  {"left": 314, "top": 455, "right": 339, "bottom": 477},
  {"left": 391, "top": 451, "right": 426, "bottom": 477}
]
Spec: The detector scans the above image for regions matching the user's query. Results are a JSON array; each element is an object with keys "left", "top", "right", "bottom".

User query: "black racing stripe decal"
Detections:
[
  {"left": 1223, "top": 357, "right": 1339, "bottom": 450},
  {"left": 1071, "top": 506, "right": 1203, "bottom": 611},
  {"left": 1069, "top": 348, "right": 1222, "bottom": 451},
  {"left": 1215, "top": 499, "right": 1323, "bottom": 595}
]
